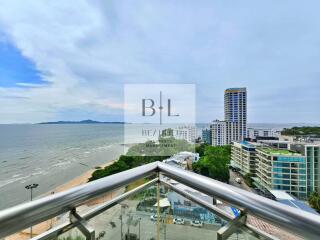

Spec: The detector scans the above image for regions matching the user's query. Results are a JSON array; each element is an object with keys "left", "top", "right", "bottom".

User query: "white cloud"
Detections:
[
  {"left": 0, "top": 0, "right": 320, "bottom": 123},
  {"left": 0, "top": 1, "right": 127, "bottom": 122},
  {"left": 0, "top": 0, "right": 218, "bottom": 123}
]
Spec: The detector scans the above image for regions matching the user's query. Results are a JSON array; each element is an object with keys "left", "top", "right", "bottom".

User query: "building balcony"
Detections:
[{"left": 0, "top": 162, "right": 320, "bottom": 240}]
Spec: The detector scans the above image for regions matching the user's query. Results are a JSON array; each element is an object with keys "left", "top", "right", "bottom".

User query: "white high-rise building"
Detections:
[
  {"left": 210, "top": 88, "right": 248, "bottom": 146},
  {"left": 210, "top": 120, "right": 237, "bottom": 146},
  {"left": 210, "top": 120, "right": 227, "bottom": 146},
  {"left": 224, "top": 88, "right": 247, "bottom": 141}
]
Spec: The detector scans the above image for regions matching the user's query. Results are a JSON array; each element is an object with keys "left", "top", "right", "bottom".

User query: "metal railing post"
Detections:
[
  {"left": 157, "top": 172, "right": 161, "bottom": 240},
  {"left": 70, "top": 209, "right": 95, "bottom": 240}
]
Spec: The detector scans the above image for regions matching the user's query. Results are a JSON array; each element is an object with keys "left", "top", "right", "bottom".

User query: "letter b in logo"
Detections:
[{"left": 142, "top": 99, "right": 155, "bottom": 116}]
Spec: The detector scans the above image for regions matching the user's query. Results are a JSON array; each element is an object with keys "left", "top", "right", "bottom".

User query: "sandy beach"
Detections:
[
  {"left": 6, "top": 160, "right": 119, "bottom": 240},
  {"left": 50, "top": 160, "right": 116, "bottom": 195}
]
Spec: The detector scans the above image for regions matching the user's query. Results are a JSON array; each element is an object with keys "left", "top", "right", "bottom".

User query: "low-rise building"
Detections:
[
  {"left": 163, "top": 151, "right": 200, "bottom": 170},
  {"left": 174, "top": 126, "right": 196, "bottom": 143},
  {"left": 201, "top": 128, "right": 212, "bottom": 145},
  {"left": 257, "top": 140, "right": 290, "bottom": 149},
  {"left": 231, "top": 141, "right": 257, "bottom": 175},
  {"left": 290, "top": 143, "right": 320, "bottom": 193},
  {"left": 255, "top": 148, "right": 307, "bottom": 199},
  {"left": 230, "top": 140, "right": 320, "bottom": 199},
  {"left": 247, "top": 128, "right": 281, "bottom": 140}
]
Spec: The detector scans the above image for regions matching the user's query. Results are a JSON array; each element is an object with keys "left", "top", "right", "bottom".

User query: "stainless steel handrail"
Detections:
[
  {"left": 0, "top": 162, "right": 158, "bottom": 238},
  {"left": 158, "top": 162, "right": 320, "bottom": 239},
  {"left": 33, "top": 178, "right": 158, "bottom": 240},
  {"left": 161, "top": 179, "right": 276, "bottom": 240},
  {"left": 1, "top": 161, "right": 320, "bottom": 239}
]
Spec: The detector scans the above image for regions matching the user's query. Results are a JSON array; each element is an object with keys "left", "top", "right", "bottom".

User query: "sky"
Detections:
[{"left": 0, "top": 0, "right": 319, "bottom": 124}]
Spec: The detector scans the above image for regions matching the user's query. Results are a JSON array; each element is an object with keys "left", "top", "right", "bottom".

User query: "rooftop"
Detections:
[
  {"left": 240, "top": 141, "right": 255, "bottom": 148},
  {"left": 270, "top": 190, "right": 319, "bottom": 215},
  {"left": 225, "top": 87, "right": 246, "bottom": 92},
  {"left": 258, "top": 148, "right": 302, "bottom": 156}
]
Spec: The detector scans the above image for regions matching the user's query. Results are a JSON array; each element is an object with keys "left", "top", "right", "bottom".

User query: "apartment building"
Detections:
[
  {"left": 209, "top": 88, "right": 248, "bottom": 146},
  {"left": 174, "top": 126, "right": 196, "bottom": 143},
  {"left": 290, "top": 143, "right": 320, "bottom": 193},
  {"left": 202, "top": 128, "right": 212, "bottom": 145},
  {"left": 231, "top": 141, "right": 313, "bottom": 199},
  {"left": 210, "top": 120, "right": 240, "bottom": 146},
  {"left": 210, "top": 120, "right": 227, "bottom": 146},
  {"left": 257, "top": 140, "right": 290, "bottom": 149},
  {"left": 255, "top": 148, "right": 307, "bottom": 199},
  {"left": 231, "top": 141, "right": 257, "bottom": 175},
  {"left": 224, "top": 88, "right": 247, "bottom": 140},
  {"left": 247, "top": 128, "right": 281, "bottom": 140}
]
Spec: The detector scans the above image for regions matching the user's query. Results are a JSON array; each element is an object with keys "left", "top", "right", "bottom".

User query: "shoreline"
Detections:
[
  {"left": 47, "top": 160, "right": 117, "bottom": 196},
  {"left": 5, "top": 143, "right": 137, "bottom": 240},
  {"left": 6, "top": 159, "right": 120, "bottom": 240}
]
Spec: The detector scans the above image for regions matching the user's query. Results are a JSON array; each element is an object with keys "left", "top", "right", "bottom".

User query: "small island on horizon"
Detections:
[{"left": 38, "top": 119, "right": 126, "bottom": 124}]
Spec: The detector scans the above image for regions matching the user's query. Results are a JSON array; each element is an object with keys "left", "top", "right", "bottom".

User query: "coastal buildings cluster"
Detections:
[
  {"left": 231, "top": 140, "right": 320, "bottom": 200},
  {"left": 201, "top": 87, "right": 280, "bottom": 146},
  {"left": 204, "top": 88, "right": 247, "bottom": 146},
  {"left": 201, "top": 87, "right": 320, "bottom": 201}
]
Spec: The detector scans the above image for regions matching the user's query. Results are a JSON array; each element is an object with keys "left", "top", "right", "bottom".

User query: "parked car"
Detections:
[
  {"left": 235, "top": 177, "right": 242, "bottom": 184},
  {"left": 173, "top": 218, "right": 185, "bottom": 225},
  {"left": 125, "top": 233, "right": 139, "bottom": 240},
  {"left": 150, "top": 215, "right": 161, "bottom": 221},
  {"left": 191, "top": 220, "right": 203, "bottom": 227}
]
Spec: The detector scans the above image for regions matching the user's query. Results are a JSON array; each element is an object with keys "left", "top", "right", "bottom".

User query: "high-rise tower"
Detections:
[{"left": 224, "top": 88, "right": 247, "bottom": 141}]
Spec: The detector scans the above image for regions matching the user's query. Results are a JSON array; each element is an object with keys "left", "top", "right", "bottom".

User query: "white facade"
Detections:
[
  {"left": 210, "top": 120, "right": 239, "bottom": 146},
  {"left": 210, "top": 88, "right": 248, "bottom": 146},
  {"left": 174, "top": 126, "right": 196, "bottom": 143},
  {"left": 163, "top": 151, "right": 200, "bottom": 171},
  {"left": 247, "top": 128, "right": 281, "bottom": 139},
  {"left": 231, "top": 141, "right": 257, "bottom": 175},
  {"left": 210, "top": 120, "right": 227, "bottom": 146}
]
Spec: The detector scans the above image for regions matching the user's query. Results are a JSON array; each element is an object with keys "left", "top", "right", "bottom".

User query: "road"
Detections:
[
  {"left": 90, "top": 208, "right": 222, "bottom": 240},
  {"left": 229, "top": 170, "right": 253, "bottom": 192},
  {"left": 60, "top": 200, "right": 232, "bottom": 240}
]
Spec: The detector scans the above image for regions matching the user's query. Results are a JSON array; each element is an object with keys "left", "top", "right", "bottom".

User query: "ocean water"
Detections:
[
  {"left": 0, "top": 124, "right": 127, "bottom": 210},
  {"left": 1, "top": 122, "right": 317, "bottom": 210}
]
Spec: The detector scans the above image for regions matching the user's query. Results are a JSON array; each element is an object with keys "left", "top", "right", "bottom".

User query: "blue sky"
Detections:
[
  {"left": 0, "top": 0, "right": 319, "bottom": 124},
  {"left": 0, "top": 41, "right": 43, "bottom": 87}
]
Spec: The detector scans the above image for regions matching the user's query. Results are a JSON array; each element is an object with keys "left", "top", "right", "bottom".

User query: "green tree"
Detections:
[
  {"left": 193, "top": 145, "right": 231, "bottom": 183},
  {"left": 58, "top": 236, "right": 85, "bottom": 240},
  {"left": 195, "top": 143, "right": 208, "bottom": 157},
  {"left": 308, "top": 192, "right": 320, "bottom": 213},
  {"left": 282, "top": 127, "right": 320, "bottom": 137},
  {"left": 89, "top": 137, "right": 193, "bottom": 181},
  {"left": 244, "top": 173, "right": 254, "bottom": 187}
]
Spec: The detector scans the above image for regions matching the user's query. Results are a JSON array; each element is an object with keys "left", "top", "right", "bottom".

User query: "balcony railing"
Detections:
[{"left": 0, "top": 161, "right": 320, "bottom": 240}]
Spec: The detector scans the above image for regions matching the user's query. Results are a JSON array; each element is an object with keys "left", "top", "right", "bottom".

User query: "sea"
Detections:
[
  {"left": 0, "top": 122, "right": 318, "bottom": 210},
  {"left": 0, "top": 124, "right": 127, "bottom": 210}
]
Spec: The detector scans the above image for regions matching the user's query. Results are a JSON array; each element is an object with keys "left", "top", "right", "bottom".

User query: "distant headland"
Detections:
[{"left": 38, "top": 119, "right": 126, "bottom": 124}]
